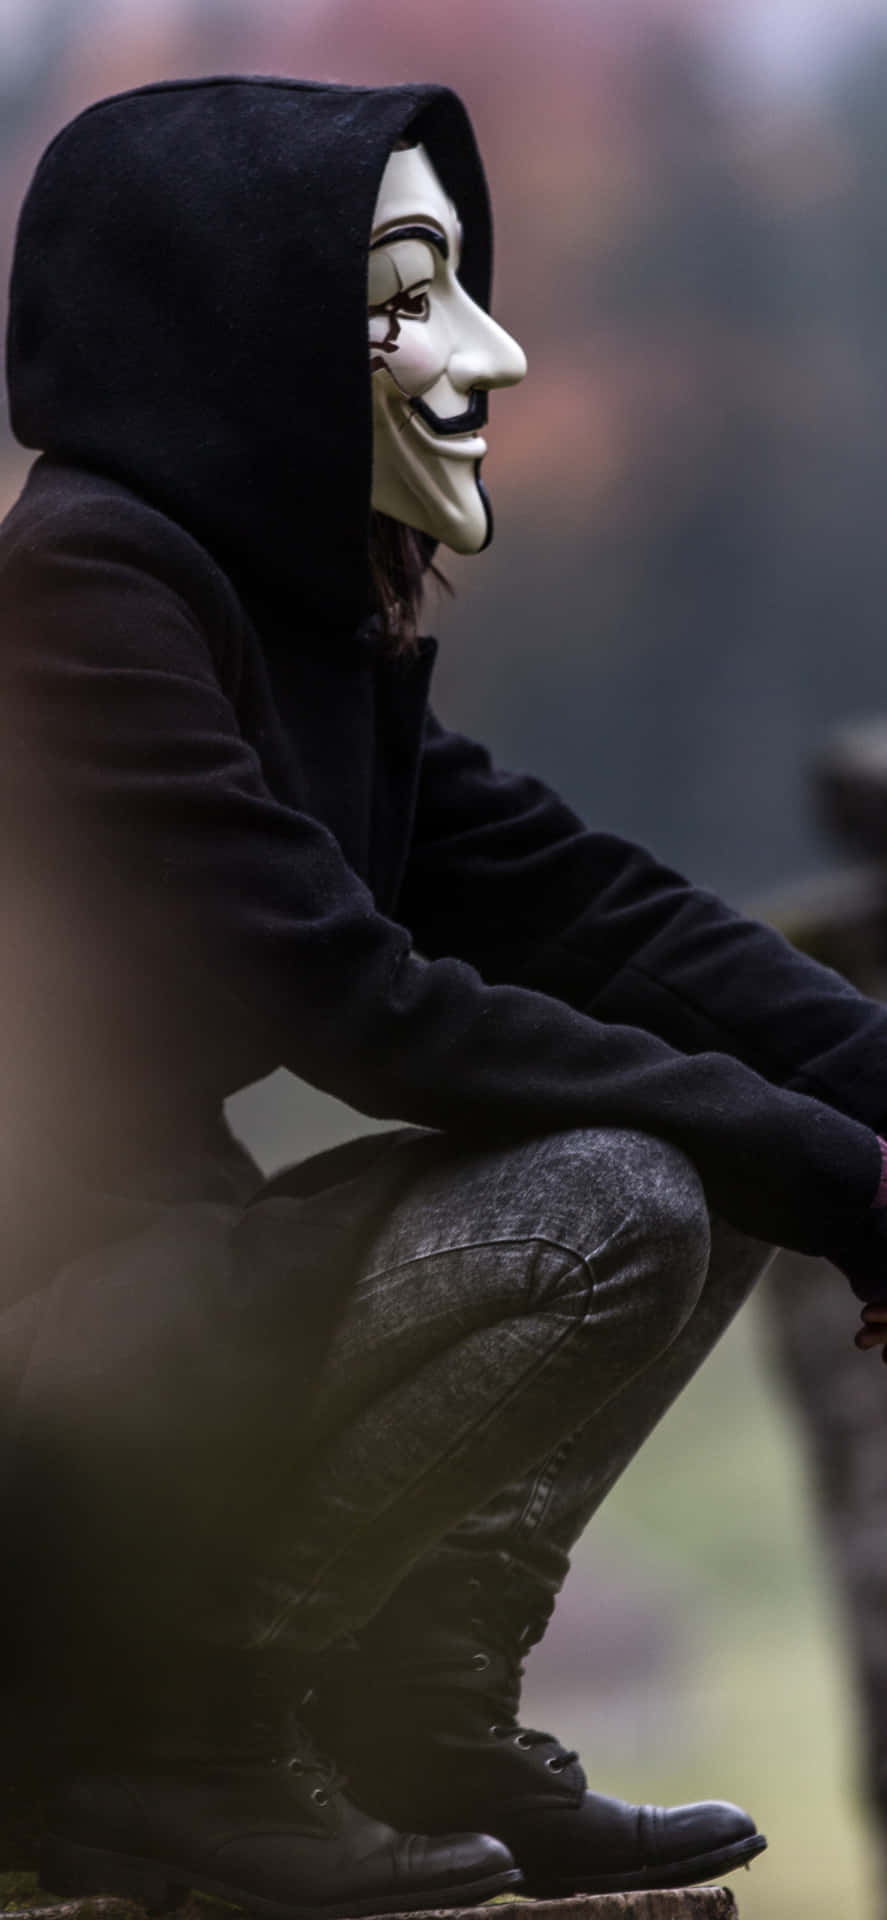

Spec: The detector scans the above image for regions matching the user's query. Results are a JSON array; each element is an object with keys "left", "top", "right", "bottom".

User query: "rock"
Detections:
[
  {"left": 489, "top": 1896, "right": 739, "bottom": 1920},
  {"left": 0, "top": 1888, "right": 741, "bottom": 1920}
]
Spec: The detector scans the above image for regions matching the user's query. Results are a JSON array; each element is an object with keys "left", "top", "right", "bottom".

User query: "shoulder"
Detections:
[{"left": 0, "top": 458, "right": 245, "bottom": 673}]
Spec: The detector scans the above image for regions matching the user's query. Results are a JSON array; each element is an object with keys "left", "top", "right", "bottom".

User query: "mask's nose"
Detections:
[{"left": 448, "top": 291, "right": 527, "bottom": 395}]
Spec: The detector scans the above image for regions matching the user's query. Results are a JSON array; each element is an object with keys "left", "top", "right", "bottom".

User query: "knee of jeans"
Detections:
[{"left": 559, "top": 1130, "right": 711, "bottom": 1359}]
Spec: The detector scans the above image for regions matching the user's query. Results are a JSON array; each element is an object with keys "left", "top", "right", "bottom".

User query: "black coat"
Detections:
[{"left": 3, "top": 452, "right": 887, "bottom": 1309}]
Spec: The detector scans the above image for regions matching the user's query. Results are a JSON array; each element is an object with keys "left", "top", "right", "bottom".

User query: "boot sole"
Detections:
[
  {"left": 526, "top": 1828, "right": 767, "bottom": 1896},
  {"left": 40, "top": 1835, "right": 523, "bottom": 1918}
]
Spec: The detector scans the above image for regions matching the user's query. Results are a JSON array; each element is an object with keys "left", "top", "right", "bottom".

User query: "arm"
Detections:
[
  {"left": 2, "top": 500, "right": 886, "bottom": 1289},
  {"left": 398, "top": 711, "right": 887, "bottom": 1137}
]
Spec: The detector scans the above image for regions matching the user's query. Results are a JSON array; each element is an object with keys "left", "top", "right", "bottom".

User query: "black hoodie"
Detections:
[{"left": 4, "top": 74, "right": 887, "bottom": 1305}]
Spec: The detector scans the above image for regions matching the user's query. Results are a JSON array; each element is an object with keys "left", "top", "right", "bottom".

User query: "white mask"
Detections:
[{"left": 368, "top": 143, "right": 526, "bottom": 555}]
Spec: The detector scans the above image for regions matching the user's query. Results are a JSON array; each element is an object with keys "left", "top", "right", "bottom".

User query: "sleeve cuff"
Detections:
[{"left": 872, "top": 1136, "right": 887, "bottom": 1210}]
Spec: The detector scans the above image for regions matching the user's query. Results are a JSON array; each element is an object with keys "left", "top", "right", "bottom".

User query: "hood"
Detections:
[{"left": 5, "top": 75, "right": 492, "bottom": 635}]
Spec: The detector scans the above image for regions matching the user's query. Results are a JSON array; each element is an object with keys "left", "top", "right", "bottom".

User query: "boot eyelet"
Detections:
[
  {"left": 287, "top": 1758, "right": 305, "bottom": 1775},
  {"left": 489, "top": 1724, "right": 507, "bottom": 1739},
  {"left": 514, "top": 1732, "right": 532, "bottom": 1749},
  {"left": 546, "top": 1757, "right": 565, "bottom": 1772},
  {"left": 471, "top": 1653, "right": 490, "bottom": 1671},
  {"left": 311, "top": 1787, "right": 329, "bottom": 1806}
]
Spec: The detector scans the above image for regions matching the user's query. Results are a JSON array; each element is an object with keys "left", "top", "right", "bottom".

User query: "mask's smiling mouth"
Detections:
[
  {"left": 409, "top": 391, "right": 488, "bottom": 437},
  {"left": 402, "top": 389, "right": 488, "bottom": 460},
  {"left": 407, "top": 409, "right": 487, "bottom": 461}
]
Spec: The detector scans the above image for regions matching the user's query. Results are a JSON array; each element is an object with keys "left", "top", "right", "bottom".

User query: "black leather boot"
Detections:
[
  {"left": 308, "top": 1554, "right": 767, "bottom": 1897},
  {"left": 38, "top": 1646, "right": 521, "bottom": 1917}
]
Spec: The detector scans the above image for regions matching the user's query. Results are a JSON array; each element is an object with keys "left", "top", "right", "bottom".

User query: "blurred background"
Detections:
[{"left": 7, "top": 3, "right": 887, "bottom": 1917}]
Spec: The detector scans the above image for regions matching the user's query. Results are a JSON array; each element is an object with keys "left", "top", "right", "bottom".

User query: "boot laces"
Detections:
[
  {"left": 252, "top": 1675, "right": 349, "bottom": 1803},
  {"left": 274, "top": 1745, "right": 348, "bottom": 1806},
  {"left": 467, "top": 1576, "right": 578, "bottom": 1773}
]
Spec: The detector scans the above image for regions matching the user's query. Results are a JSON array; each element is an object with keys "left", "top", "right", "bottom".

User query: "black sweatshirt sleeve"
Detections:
[
  {"left": 3, "top": 502, "right": 887, "bottom": 1292},
  {"left": 399, "top": 710, "right": 887, "bottom": 1140}
]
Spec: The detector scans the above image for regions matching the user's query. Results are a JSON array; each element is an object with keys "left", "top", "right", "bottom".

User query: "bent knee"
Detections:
[
  {"left": 549, "top": 1127, "right": 711, "bottom": 1346},
  {"left": 636, "top": 1136, "right": 711, "bottom": 1331},
  {"left": 633, "top": 1132, "right": 710, "bottom": 1268}
]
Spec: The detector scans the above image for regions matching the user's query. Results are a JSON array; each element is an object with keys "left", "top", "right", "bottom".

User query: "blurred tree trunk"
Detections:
[
  {"left": 756, "top": 731, "right": 887, "bottom": 1908},
  {"left": 760, "top": 1249, "right": 887, "bottom": 1861}
]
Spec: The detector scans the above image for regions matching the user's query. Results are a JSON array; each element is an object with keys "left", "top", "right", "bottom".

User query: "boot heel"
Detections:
[{"left": 40, "top": 1835, "right": 184, "bottom": 1913}]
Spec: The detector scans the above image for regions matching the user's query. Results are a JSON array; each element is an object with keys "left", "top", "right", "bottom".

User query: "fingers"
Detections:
[
  {"left": 856, "top": 1302, "right": 887, "bottom": 1359},
  {"left": 853, "top": 1333, "right": 887, "bottom": 1361}
]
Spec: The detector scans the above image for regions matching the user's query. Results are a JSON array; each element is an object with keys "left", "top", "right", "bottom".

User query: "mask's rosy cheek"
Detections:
[{"left": 385, "top": 332, "right": 445, "bottom": 395}]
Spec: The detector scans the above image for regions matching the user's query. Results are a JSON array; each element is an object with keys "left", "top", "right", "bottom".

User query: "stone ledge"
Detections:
[{"left": 0, "top": 1889, "right": 740, "bottom": 1920}]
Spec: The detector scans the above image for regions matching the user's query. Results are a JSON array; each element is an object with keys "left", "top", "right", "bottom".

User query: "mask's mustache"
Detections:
[{"left": 409, "top": 391, "right": 488, "bottom": 436}]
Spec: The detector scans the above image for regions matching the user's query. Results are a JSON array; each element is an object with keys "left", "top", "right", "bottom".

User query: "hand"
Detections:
[{"left": 855, "top": 1303, "right": 887, "bottom": 1359}]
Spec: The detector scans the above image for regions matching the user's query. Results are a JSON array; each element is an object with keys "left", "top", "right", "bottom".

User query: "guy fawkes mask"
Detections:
[{"left": 369, "top": 142, "right": 526, "bottom": 554}]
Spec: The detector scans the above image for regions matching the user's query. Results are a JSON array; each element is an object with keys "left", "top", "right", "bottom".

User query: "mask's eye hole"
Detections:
[
  {"left": 368, "top": 286, "right": 430, "bottom": 347},
  {"left": 393, "top": 287, "right": 429, "bottom": 320}
]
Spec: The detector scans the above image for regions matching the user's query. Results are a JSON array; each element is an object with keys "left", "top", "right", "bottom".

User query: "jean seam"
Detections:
[
  {"left": 515, "top": 1426, "right": 586, "bottom": 1535},
  {"left": 259, "top": 1250, "right": 598, "bottom": 1642},
  {"left": 357, "top": 1233, "right": 596, "bottom": 1291}
]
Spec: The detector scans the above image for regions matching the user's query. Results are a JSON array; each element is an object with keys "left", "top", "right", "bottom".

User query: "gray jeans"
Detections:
[{"left": 245, "top": 1125, "right": 776, "bottom": 1651}]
